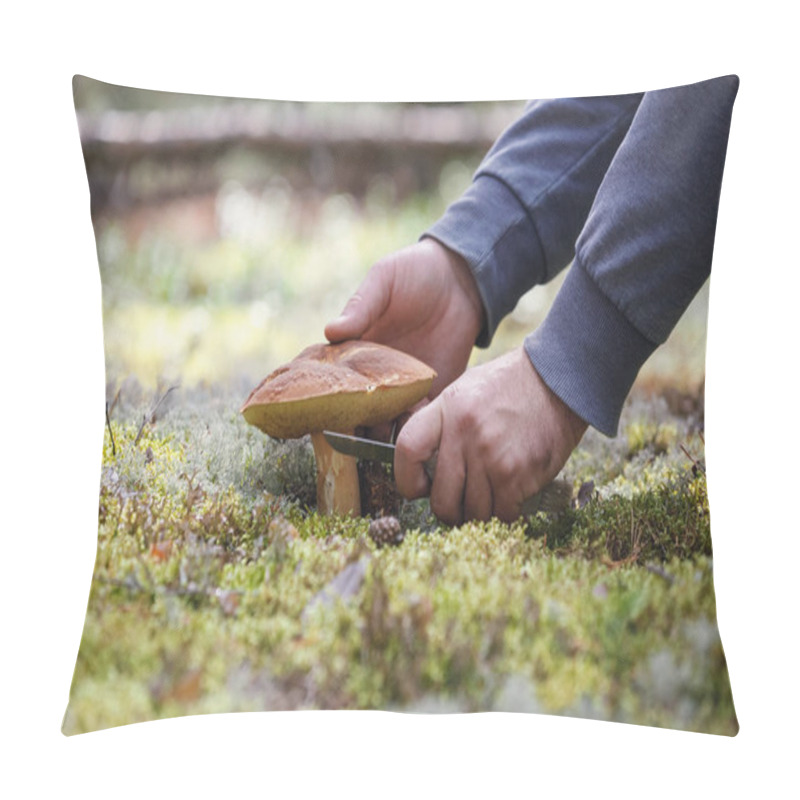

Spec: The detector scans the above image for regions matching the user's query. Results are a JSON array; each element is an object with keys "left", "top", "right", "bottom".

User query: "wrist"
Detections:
[
  {"left": 423, "top": 237, "right": 487, "bottom": 342},
  {"left": 518, "top": 346, "right": 588, "bottom": 446}
]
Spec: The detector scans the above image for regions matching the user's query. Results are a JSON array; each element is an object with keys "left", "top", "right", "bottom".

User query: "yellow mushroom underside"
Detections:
[{"left": 240, "top": 341, "right": 436, "bottom": 517}]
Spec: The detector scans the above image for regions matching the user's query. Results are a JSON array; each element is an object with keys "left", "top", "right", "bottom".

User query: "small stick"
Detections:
[
  {"left": 108, "top": 386, "right": 121, "bottom": 419},
  {"left": 680, "top": 443, "right": 706, "bottom": 475},
  {"left": 105, "top": 402, "right": 116, "bottom": 457},
  {"left": 134, "top": 384, "right": 179, "bottom": 445}
]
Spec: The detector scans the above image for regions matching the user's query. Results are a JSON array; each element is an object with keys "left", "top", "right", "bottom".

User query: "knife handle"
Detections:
[{"left": 421, "top": 453, "right": 572, "bottom": 515}]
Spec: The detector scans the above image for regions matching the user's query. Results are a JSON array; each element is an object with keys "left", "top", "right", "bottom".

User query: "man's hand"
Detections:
[
  {"left": 325, "top": 239, "right": 587, "bottom": 524},
  {"left": 394, "top": 347, "right": 588, "bottom": 524},
  {"left": 325, "top": 238, "right": 485, "bottom": 400}
]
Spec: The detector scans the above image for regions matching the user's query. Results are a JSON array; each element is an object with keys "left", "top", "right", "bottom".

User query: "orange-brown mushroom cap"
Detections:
[{"left": 240, "top": 341, "right": 437, "bottom": 438}]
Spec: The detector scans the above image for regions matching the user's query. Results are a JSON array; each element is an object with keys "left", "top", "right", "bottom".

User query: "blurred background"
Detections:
[{"left": 74, "top": 76, "right": 708, "bottom": 400}]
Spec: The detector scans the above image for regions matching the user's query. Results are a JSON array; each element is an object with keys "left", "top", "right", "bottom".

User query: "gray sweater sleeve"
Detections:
[
  {"left": 424, "top": 76, "right": 738, "bottom": 436},
  {"left": 525, "top": 76, "right": 739, "bottom": 435},
  {"left": 424, "top": 92, "right": 644, "bottom": 345}
]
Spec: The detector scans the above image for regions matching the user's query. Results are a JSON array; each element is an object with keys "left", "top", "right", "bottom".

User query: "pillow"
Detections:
[{"left": 63, "top": 75, "right": 738, "bottom": 736}]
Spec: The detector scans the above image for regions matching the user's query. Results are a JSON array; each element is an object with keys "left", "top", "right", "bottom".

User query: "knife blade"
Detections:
[
  {"left": 322, "top": 431, "right": 573, "bottom": 516},
  {"left": 323, "top": 431, "right": 397, "bottom": 466}
]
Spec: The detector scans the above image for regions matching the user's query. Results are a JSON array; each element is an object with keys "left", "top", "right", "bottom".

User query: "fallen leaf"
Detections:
[
  {"left": 149, "top": 540, "right": 173, "bottom": 561},
  {"left": 215, "top": 589, "right": 241, "bottom": 616},
  {"left": 171, "top": 669, "right": 202, "bottom": 703}
]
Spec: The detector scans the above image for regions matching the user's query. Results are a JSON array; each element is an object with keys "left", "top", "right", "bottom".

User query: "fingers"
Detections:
[
  {"left": 428, "top": 422, "right": 467, "bottom": 525},
  {"left": 324, "top": 262, "right": 392, "bottom": 343},
  {"left": 394, "top": 391, "right": 490, "bottom": 526},
  {"left": 490, "top": 473, "right": 538, "bottom": 524},
  {"left": 398, "top": 350, "right": 578, "bottom": 526},
  {"left": 394, "top": 400, "right": 443, "bottom": 501},
  {"left": 481, "top": 436, "right": 541, "bottom": 523},
  {"left": 395, "top": 347, "right": 585, "bottom": 526},
  {"left": 462, "top": 463, "right": 493, "bottom": 523}
]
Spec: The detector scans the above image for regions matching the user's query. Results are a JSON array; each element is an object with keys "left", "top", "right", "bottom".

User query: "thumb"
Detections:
[
  {"left": 324, "top": 267, "right": 391, "bottom": 343},
  {"left": 394, "top": 399, "right": 443, "bottom": 500}
]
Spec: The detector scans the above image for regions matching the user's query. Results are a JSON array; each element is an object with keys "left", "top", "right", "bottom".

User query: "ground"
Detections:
[
  {"left": 62, "top": 373, "right": 735, "bottom": 735},
  {"left": 63, "top": 112, "right": 736, "bottom": 735}
]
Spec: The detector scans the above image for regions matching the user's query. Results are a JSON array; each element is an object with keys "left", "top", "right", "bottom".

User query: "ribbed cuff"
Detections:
[
  {"left": 423, "top": 174, "right": 547, "bottom": 347},
  {"left": 524, "top": 258, "right": 658, "bottom": 437}
]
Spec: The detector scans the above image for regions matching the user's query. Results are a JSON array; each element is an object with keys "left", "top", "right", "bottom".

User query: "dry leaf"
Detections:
[{"left": 149, "top": 540, "right": 173, "bottom": 561}]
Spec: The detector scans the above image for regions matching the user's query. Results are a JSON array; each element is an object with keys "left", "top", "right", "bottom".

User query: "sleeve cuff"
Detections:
[
  {"left": 423, "top": 174, "right": 547, "bottom": 347},
  {"left": 524, "top": 258, "right": 658, "bottom": 437}
]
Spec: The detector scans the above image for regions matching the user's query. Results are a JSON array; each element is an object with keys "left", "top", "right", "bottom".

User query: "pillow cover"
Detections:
[{"left": 63, "top": 74, "right": 738, "bottom": 736}]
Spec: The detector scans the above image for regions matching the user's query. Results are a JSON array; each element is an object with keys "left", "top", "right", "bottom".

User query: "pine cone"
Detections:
[{"left": 369, "top": 515, "right": 404, "bottom": 548}]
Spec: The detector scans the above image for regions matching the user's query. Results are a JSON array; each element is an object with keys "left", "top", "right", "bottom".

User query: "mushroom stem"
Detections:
[{"left": 310, "top": 431, "right": 361, "bottom": 516}]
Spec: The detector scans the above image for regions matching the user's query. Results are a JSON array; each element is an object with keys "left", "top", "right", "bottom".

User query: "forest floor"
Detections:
[{"left": 63, "top": 165, "right": 736, "bottom": 736}]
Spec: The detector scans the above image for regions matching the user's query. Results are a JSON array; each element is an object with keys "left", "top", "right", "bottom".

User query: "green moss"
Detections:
[
  {"left": 626, "top": 420, "right": 679, "bottom": 457},
  {"left": 65, "top": 388, "right": 735, "bottom": 736},
  {"left": 527, "top": 468, "right": 711, "bottom": 563}
]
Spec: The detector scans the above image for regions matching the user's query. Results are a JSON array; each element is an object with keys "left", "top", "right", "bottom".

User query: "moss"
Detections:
[
  {"left": 65, "top": 388, "right": 735, "bottom": 736},
  {"left": 626, "top": 420, "right": 679, "bottom": 457},
  {"left": 527, "top": 468, "right": 711, "bottom": 564},
  {"left": 66, "top": 505, "right": 735, "bottom": 734}
]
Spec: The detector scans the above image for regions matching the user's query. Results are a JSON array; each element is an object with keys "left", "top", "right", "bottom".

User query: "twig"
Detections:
[
  {"left": 601, "top": 553, "right": 639, "bottom": 570},
  {"left": 108, "top": 387, "right": 121, "bottom": 419},
  {"left": 134, "top": 384, "right": 179, "bottom": 445},
  {"left": 680, "top": 443, "right": 706, "bottom": 475},
  {"left": 105, "top": 402, "right": 116, "bottom": 457}
]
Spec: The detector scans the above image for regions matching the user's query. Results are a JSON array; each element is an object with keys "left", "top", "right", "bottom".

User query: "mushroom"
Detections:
[{"left": 241, "top": 341, "right": 436, "bottom": 516}]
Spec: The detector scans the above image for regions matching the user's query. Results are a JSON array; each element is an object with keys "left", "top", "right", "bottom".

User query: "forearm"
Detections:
[{"left": 424, "top": 92, "right": 643, "bottom": 345}]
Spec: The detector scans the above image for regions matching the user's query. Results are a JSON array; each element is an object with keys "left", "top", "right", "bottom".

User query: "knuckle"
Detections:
[
  {"left": 494, "top": 456, "right": 517, "bottom": 484},
  {"left": 394, "top": 433, "right": 414, "bottom": 461},
  {"left": 488, "top": 450, "right": 521, "bottom": 487},
  {"left": 460, "top": 408, "right": 481, "bottom": 435},
  {"left": 527, "top": 443, "right": 553, "bottom": 476},
  {"left": 442, "top": 388, "right": 479, "bottom": 435},
  {"left": 395, "top": 428, "right": 426, "bottom": 466}
]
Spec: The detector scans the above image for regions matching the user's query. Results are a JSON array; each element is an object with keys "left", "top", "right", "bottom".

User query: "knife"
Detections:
[{"left": 323, "top": 431, "right": 573, "bottom": 516}]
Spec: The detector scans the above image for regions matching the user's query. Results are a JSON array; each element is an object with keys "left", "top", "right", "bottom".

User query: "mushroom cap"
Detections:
[{"left": 241, "top": 341, "right": 436, "bottom": 438}]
